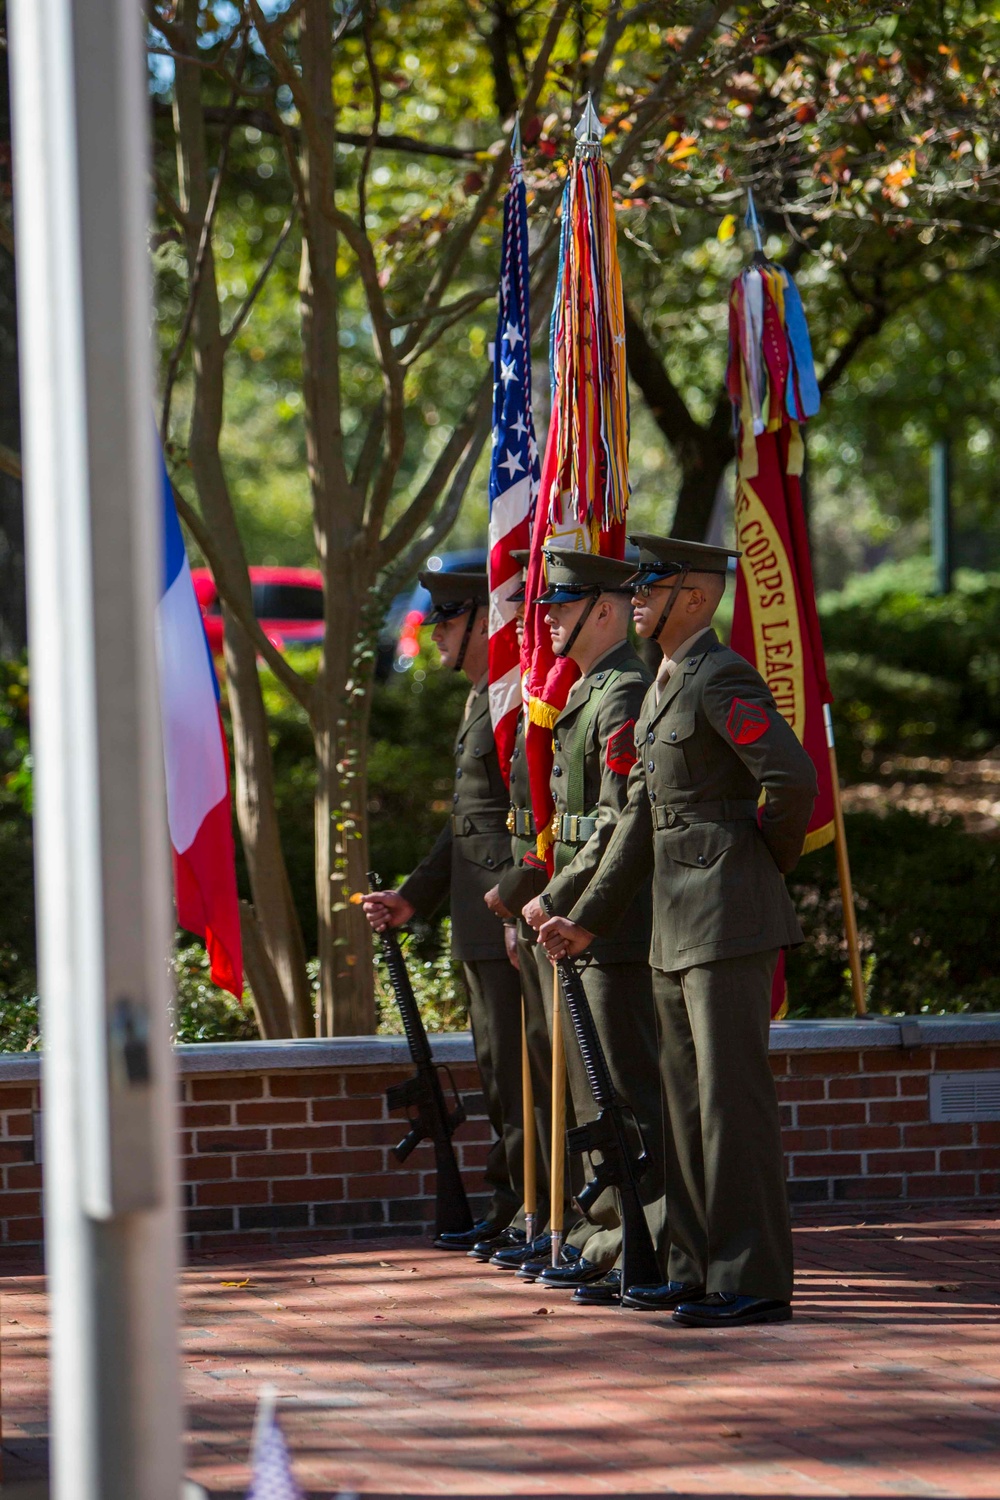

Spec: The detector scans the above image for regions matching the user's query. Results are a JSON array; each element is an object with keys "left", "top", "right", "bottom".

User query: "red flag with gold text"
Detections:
[{"left": 727, "top": 261, "right": 834, "bottom": 1014}]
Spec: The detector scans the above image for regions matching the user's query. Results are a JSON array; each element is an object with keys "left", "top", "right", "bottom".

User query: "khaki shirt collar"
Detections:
[{"left": 655, "top": 630, "right": 710, "bottom": 701}]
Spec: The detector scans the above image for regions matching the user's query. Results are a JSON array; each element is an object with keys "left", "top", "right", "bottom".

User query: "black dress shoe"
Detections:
[
  {"left": 538, "top": 1253, "right": 603, "bottom": 1290},
  {"left": 491, "top": 1233, "right": 552, "bottom": 1270},
  {"left": 572, "top": 1269, "right": 622, "bottom": 1306},
  {"left": 434, "top": 1217, "right": 509, "bottom": 1252},
  {"left": 468, "top": 1225, "right": 526, "bottom": 1262},
  {"left": 672, "top": 1292, "right": 792, "bottom": 1327},
  {"left": 516, "top": 1236, "right": 562, "bottom": 1282},
  {"left": 622, "top": 1281, "right": 705, "bottom": 1312}
]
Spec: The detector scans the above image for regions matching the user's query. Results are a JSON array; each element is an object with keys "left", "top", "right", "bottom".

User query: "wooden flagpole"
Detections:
[
  {"left": 521, "top": 999, "right": 537, "bottom": 1244},
  {"left": 549, "top": 967, "right": 566, "bottom": 1265},
  {"left": 824, "top": 705, "right": 867, "bottom": 1016}
]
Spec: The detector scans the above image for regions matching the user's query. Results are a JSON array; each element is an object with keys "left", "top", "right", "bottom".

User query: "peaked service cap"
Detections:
[
  {"left": 419, "top": 569, "right": 489, "bottom": 623},
  {"left": 626, "top": 534, "right": 741, "bottom": 589},
  {"left": 532, "top": 547, "right": 638, "bottom": 605},
  {"left": 508, "top": 548, "right": 531, "bottom": 605}
]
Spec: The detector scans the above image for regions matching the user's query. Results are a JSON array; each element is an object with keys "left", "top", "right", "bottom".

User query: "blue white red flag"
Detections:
[
  {"left": 156, "top": 456, "right": 243, "bottom": 996},
  {"left": 487, "top": 147, "right": 540, "bottom": 785},
  {"left": 245, "top": 1388, "right": 303, "bottom": 1500}
]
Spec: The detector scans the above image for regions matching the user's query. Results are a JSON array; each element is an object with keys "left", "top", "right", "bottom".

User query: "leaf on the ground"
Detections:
[
  {"left": 935, "top": 1282, "right": 960, "bottom": 1292},
  {"left": 220, "top": 1278, "right": 251, "bottom": 1288},
  {"left": 532, "top": 1306, "right": 551, "bottom": 1316}
]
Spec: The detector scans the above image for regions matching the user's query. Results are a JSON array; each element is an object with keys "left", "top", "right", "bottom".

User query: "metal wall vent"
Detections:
[{"left": 929, "top": 1071, "right": 1000, "bottom": 1124}]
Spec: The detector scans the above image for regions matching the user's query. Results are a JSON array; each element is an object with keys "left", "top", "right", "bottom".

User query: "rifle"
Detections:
[
  {"left": 541, "top": 894, "right": 661, "bottom": 1290},
  {"left": 369, "top": 873, "right": 474, "bottom": 1239}
]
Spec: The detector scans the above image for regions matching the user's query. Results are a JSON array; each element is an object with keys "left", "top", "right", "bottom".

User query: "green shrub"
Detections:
[
  {"left": 170, "top": 942, "right": 260, "bottom": 1042},
  {"left": 819, "top": 562, "right": 1000, "bottom": 776},
  {"left": 786, "top": 808, "right": 1000, "bottom": 1016},
  {"left": 0, "top": 660, "right": 37, "bottom": 1049},
  {"left": 374, "top": 919, "right": 469, "bottom": 1035}
]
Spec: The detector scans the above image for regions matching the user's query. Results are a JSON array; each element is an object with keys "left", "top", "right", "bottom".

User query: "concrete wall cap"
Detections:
[{"left": 2, "top": 1014, "right": 1000, "bottom": 1083}]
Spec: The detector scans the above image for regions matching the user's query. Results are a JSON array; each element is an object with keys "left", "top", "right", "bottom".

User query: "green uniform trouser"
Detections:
[
  {"left": 464, "top": 958, "right": 524, "bottom": 1225},
  {"left": 516, "top": 925, "right": 553, "bottom": 1233},
  {"left": 652, "top": 949, "right": 793, "bottom": 1302},
  {"left": 537, "top": 948, "right": 667, "bottom": 1273}
]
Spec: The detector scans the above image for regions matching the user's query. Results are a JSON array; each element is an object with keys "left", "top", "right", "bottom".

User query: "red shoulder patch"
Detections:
[
  {"left": 606, "top": 719, "right": 638, "bottom": 774},
  {"left": 727, "top": 698, "right": 769, "bottom": 746}
]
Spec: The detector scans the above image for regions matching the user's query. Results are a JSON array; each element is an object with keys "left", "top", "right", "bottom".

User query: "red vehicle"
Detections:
[{"left": 192, "top": 566, "right": 325, "bottom": 655}]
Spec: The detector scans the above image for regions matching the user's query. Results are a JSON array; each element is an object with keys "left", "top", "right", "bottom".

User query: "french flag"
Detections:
[{"left": 156, "top": 457, "right": 243, "bottom": 997}]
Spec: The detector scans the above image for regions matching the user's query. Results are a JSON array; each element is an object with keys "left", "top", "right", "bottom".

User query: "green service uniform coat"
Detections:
[
  {"left": 497, "top": 710, "right": 552, "bottom": 1232},
  {"left": 571, "top": 627, "right": 818, "bottom": 1301},
  {"left": 538, "top": 641, "right": 666, "bottom": 1270},
  {"left": 399, "top": 684, "right": 523, "bottom": 1223}
]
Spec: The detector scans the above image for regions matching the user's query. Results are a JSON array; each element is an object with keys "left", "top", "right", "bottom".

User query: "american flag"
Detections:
[
  {"left": 488, "top": 145, "right": 540, "bottom": 785},
  {"left": 246, "top": 1388, "right": 303, "bottom": 1500}
]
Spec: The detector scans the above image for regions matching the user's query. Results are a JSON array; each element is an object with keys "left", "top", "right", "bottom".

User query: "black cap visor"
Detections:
[
  {"left": 426, "top": 599, "right": 475, "bottom": 625},
  {"left": 624, "top": 562, "right": 685, "bottom": 591},
  {"left": 531, "top": 583, "right": 603, "bottom": 606}
]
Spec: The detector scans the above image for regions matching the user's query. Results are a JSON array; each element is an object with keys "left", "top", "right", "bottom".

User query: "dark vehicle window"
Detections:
[{"left": 251, "top": 584, "right": 324, "bottom": 620}]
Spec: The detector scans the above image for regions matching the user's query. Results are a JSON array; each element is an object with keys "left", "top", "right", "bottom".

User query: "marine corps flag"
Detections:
[
  {"left": 522, "top": 98, "right": 628, "bottom": 870},
  {"left": 726, "top": 219, "right": 866, "bottom": 1017},
  {"left": 726, "top": 256, "right": 833, "bottom": 855}
]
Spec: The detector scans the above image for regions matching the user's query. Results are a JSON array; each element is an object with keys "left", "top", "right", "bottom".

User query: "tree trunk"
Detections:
[
  {"left": 297, "top": 0, "right": 375, "bottom": 1034},
  {"left": 173, "top": 0, "right": 311, "bottom": 1036},
  {"left": 669, "top": 400, "right": 734, "bottom": 541},
  {"left": 312, "top": 613, "right": 377, "bottom": 1036}
]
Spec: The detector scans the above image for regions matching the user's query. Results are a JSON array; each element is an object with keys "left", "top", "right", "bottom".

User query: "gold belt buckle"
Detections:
[{"left": 506, "top": 807, "right": 515, "bottom": 834}]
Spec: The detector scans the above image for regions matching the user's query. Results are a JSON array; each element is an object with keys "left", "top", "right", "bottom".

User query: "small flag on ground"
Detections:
[
  {"left": 488, "top": 138, "right": 541, "bottom": 785},
  {"left": 156, "top": 455, "right": 243, "bottom": 996},
  {"left": 246, "top": 1387, "right": 303, "bottom": 1500}
]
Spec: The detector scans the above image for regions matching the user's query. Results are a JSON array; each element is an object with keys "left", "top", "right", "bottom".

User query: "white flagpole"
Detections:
[{"left": 8, "top": 0, "right": 183, "bottom": 1495}]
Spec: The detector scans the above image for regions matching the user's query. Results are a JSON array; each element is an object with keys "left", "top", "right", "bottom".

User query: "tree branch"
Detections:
[
  {"left": 357, "top": 2, "right": 381, "bottom": 235},
  {"left": 395, "top": 0, "right": 572, "bottom": 361},
  {"left": 385, "top": 411, "right": 493, "bottom": 592},
  {"left": 377, "top": 371, "right": 493, "bottom": 568},
  {"left": 222, "top": 207, "right": 297, "bottom": 347},
  {"left": 351, "top": 399, "right": 385, "bottom": 500},
  {"left": 609, "top": 0, "right": 729, "bottom": 187},
  {"left": 160, "top": 31, "right": 247, "bottom": 440},
  {"left": 623, "top": 299, "right": 705, "bottom": 460},
  {"left": 154, "top": 101, "right": 480, "bottom": 160}
]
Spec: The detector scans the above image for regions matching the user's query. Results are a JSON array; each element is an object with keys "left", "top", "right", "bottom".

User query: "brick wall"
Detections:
[
  {"left": 775, "top": 1041, "right": 1000, "bottom": 1205},
  {"left": 1, "top": 1020, "right": 999, "bottom": 1256},
  {"left": 179, "top": 1060, "right": 492, "bottom": 1252}
]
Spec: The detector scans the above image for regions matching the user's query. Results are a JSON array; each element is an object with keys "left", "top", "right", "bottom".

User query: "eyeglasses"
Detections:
[{"left": 632, "top": 582, "right": 697, "bottom": 601}]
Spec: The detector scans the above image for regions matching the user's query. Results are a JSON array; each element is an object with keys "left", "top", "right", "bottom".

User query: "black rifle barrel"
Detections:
[
  {"left": 541, "top": 894, "right": 661, "bottom": 1289},
  {"left": 369, "top": 872, "right": 473, "bottom": 1239}
]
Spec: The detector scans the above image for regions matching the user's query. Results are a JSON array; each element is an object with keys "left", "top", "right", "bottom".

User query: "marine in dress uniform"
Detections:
[
  {"left": 483, "top": 551, "right": 554, "bottom": 1261},
  {"left": 540, "top": 536, "right": 817, "bottom": 1326},
  {"left": 361, "top": 571, "right": 524, "bottom": 1254},
  {"left": 508, "top": 548, "right": 668, "bottom": 1303}
]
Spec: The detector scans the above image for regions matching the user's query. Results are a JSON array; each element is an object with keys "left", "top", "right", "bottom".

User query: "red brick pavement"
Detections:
[{"left": 0, "top": 1204, "right": 998, "bottom": 1497}]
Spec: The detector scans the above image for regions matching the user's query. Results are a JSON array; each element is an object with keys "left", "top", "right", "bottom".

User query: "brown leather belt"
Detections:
[{"left": 652, "top": 799, "right": 758, "bottom": 830}]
